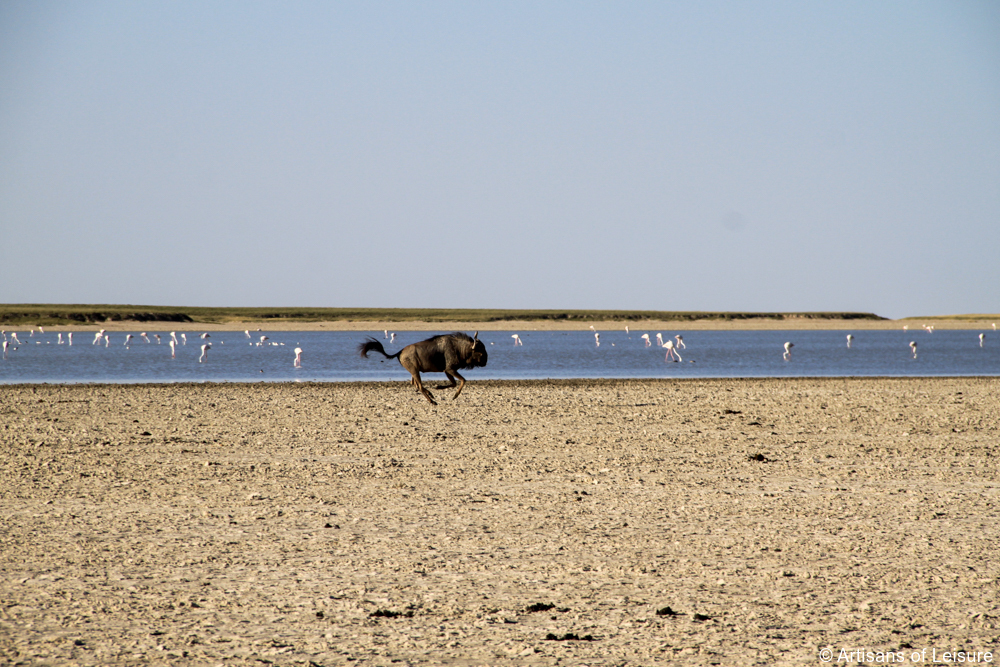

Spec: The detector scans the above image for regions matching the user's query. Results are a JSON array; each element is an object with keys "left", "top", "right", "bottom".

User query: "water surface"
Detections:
[{"left": 1, "top": 329, "right": 997, "bottom": 384}]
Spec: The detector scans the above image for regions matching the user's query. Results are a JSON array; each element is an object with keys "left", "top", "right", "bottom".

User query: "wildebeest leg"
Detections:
[
  {"left": 435, "top": 372, "right": 458, "bottom": 390},
  {"left": 449, "top": 370, "right": 468, "bottom": 400},
  {"left": 409, "top": 370, "right": 437, "bottom": 405}
]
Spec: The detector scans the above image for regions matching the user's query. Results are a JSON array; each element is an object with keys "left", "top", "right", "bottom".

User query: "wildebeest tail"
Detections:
[{"left": 358, "top": 338, "right": 400, "bottom": 359}]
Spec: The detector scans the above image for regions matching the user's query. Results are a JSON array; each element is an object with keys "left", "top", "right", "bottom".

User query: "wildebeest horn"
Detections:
[{"left": 473, "top": 331, "right": 479, "bottom": 340}]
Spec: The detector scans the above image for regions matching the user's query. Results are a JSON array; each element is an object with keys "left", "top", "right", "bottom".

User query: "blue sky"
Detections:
[{"left": 1, "top": 1, "right": 998, "bottom": 319}]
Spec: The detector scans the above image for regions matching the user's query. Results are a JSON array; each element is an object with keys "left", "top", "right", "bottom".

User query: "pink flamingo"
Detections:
[
  {"left": 979, "top": 333, "right": 985, "bottom": 347},
  {"left": 909, "top": 341, "right": 917, "bottom": 358},
  {"left": 68, "top": 332, "right": 73, "bottom": 346},
  {"left": 655, "top": 333, "right": 664, "bottom": 347},
  {"left": 674, "top": 335, "right": 685, "bottom": 349},
  {"left": 199, "top": 343, "right": 211, "bottom": 363},
  {"left": 594, "top": 332, "right": 600, "bottom": 347},
  {"left": 640, "top": 334, "right": 651, "bottom": 347},
  {"left": 124, "top": 334, "right": 133, "bottom": 347},
  {"left": 511, "top": 334, "right": 522, "bottom": 346},
  {"left": 664, "top": 340, "right": 681, "bottom": 362},
  {"left": 169, "top": 340, "right": 176, "bottom": 359},
  {"left": 294, "top": 347, "right": 303, "bottom": 367},
  {"left": 846, "top": 334, "right": 854, "bottom": 348},
  {"left": 140, "top": 332, "right": 150, "bottom": 343},
  {"left": 783, "top": 342, "right": 794, "bottom": 360}
]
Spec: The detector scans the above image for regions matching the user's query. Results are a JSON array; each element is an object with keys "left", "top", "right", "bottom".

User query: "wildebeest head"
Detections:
[{"left": 464, "top": 331, "right": 488, "bottom": 369}]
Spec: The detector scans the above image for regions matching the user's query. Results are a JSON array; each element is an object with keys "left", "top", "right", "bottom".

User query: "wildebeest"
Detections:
[{"left": 358, "top": 332, "right": 488, "bottom": 405}]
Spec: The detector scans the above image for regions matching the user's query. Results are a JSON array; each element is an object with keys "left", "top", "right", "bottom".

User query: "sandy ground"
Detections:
[
  {"left": 30, "top": 317, "right": 1000, "bottom": 333},
  {"left": 2, "top": 377, "right": 998, "bottom": 666}
]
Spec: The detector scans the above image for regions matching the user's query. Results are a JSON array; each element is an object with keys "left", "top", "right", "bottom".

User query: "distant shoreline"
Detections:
[
  {"left": 1, "top": 305, "right": 996, "bottom": 331},
  {"left": 8, "top": 318, "right": 999, "bottom": 332}
]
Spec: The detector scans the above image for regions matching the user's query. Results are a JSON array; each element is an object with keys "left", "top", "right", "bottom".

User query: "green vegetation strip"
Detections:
[{"left": 0, "top": 305, "right": 887, "bottom": 326}]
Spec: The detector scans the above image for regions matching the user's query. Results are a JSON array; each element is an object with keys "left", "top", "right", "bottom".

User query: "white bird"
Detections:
[
  {"left": 38, "top": 326, "right": 45, "bottom": 333},
  {"left": 93, "top": 330, "right": 104, "bottom": 345},
  {"left": 104, "top": 334, "right": 110, "bottom": 347},
  {"left": 511, "top": 334, "right": 522, "bottom": 346},
  {"left": 170, "top": 331, "right": 179, "bottom": 345},
  {"left": 909, "top": 341, "right": 918, "bottom": 358},
  {"left": 200, "top": 333, "right": 210, "bottom": 340},
  {"left": 68, "top": 332, "right": 73, "bottom": 346},
  {"left": 140, "top": 332, "right": 150, "bottom": 343},
  {"left": 154, "top": 334, "right": 161, "bottom": 344},
  {"left": 181, "top": 333, "right": 187, "bottom": 345},
  {"left": 245, "top": 330, "right": 251, "bottom": 339},
  {"left": 294, "top": 347, "right": 303, "bottom": 368},
  {"left": 674, "top": 335, "right": 686, "bottom": 349},
  {"left": 783, "top": 342, "right": 794, "bottom": 360},
  {"left": 590, "top": 325, "right": 596, "bottom": 331},
  {"left": 58, "top": 333, "right": 64, "bottom": 345},
  {"left": 979, "top": 333, "right": 985, "bottom": 347},
  {"left": 169, "top": 340, "right": 176, "bottom": 359},
  {"left": 2, "top": 340, "right": 7, "bottom": 359},
  {"left": 124, "top": 334, "right": 133, "bottom": 347},
  {"left": 664, "top": 340, "right": 681, "bottom": 362},
  {"left": 199, "top": 343, "right": 211, "bottom": 363},
  {"left": 390, "top": 333, "right": 396, "bottom": 343},
  {"left": 11, "top": 332, "right": 22, "bottom": 345},
  {"left": 258, "top": 335, "right": 269, "bottom": 346},
  {"left": 655, "top": 333, "right": 664, "bottom": 347},
  {"left": 640, "top": 333, "right": 651, "bottom": 347},
  {"left": 594, "top": 332, "right": 600, "bottom": 347},
  {"left": 846, "top": 334, "right": 854, "bottom": 349},
  {"left": 384, "top": 330, "right": 389, "bottom": 339},
  {"left": 625, "top": 325, "right": 629, "bottom": 334}
]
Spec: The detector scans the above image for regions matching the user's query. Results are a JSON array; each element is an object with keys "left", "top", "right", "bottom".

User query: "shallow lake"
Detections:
[{"left": 2, "top": 328, "right": 998, "bottom": 384}]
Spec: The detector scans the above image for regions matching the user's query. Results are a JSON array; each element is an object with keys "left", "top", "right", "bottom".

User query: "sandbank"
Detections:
[{"left": 2, "top": 377, "right": 997, "bottom": 665}]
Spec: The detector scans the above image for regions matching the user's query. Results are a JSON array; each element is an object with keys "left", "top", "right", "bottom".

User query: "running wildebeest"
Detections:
[{"left": 358, "top": 332, "right": 488, "bottom": 405}]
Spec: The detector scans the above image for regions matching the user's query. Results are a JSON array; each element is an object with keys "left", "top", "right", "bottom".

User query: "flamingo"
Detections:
[
  {"left": 294, "top": 347, "right": 303, "bottom": 368},
  {"left": 170, "top": 331, "right": 179, "bottom": 345},
  {"left": 979, "top": 333, "right": 985, "bottom": 348},
  {"left": 124, "top": 334, "right": 133, "bottom": 347},
  {"left": 200, "top": 333, "right": 210, "bottom": 340},
  {"left": 384, "top": 330, "right": 389, "bottom": 339},
  {"left": 68, "top": 332, "right": 73, "bottom": 346},
  {"left": 199, "top": 343, "right": 211, "bottom": 363},
  {"left": 640, "top": 333, "right": 651, "bottom": 347},
  {"left": 58, "top": 333, "right": 64, "bottom": 345},
  {"left": 38, "top": 326, "right": 45, "bottom": 333},
  {"left": 154, "top": 334, "right": 161, "bottom": 344},
  {"left": 2, "top": 340, "right": 7, "bottom": 359},
  {"left": 674, "top": 335, "right": 686, "bottom": 349},
  {"left": 169, "top": 340, "right": 176, "bottom": 359},
  {"left": 783, "top": 342, "right": 794, "bottom": 360},
  {"left": 93, "top": 330, "right": 104, "bottom": 345},
  {"left": 664, "top": 340, "right": 681, "bottom": 362},
  {"left": 903, "top": 325, "right": 908, "bottom": 331},
  {"left": 993, "top": 323, "right": 996, "bottom": 331},
  {"left": 511, "top": 334, "right": 522, "bottom": 346},
  {"left": 140, "top": 332, "right": 150, "bottom": 343},
  {"left": 594, "top": 332, "right": 600, "bottom": 347},
  {"left": 655, "top": 333, "right": 664, "bottom": 347},
  {"left": 181, "top": 334, "right": 187, "bottom": 345},
  {"left": 390, "top": 333, "right": 396, "bottom": 344},
  {"left": 258, "top": 335, "right": 269, "bottom": 346},
  {"left": 245, "top": 330, "right": 251, "bottom": 339},
  {"left": 10, "top": 332, "right": 21, "bottom": 345},
  {"left": 909, "top": 341, "right": 917, "bottom": 358},
  {"left": 105, "top": 334, "right": 110, "bottom": 347},
  {"left": 625, "top": 325, "right": 629, "bottom": 334},
  {"left": 846, "top": 334, "right": 854, "bottom": 349}
]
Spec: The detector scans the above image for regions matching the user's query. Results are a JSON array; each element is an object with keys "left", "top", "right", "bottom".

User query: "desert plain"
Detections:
[{"left": 2, "top": 373, "right": 999, "bottom": 666}]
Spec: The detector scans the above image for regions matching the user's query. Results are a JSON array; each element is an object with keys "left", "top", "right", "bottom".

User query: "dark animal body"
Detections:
[{"left": 358, "top": 332, "right": 488, "bottom": 405}]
